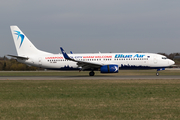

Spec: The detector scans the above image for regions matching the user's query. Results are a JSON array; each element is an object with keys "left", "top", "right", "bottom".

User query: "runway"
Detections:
[{"left": 0, "top": 75, "right": 180, "bottom": 80}]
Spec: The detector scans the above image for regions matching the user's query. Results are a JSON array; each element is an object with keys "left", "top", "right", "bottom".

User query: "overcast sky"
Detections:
[{"left": 1, "top": 0, "right": 180, "bottom": 56}]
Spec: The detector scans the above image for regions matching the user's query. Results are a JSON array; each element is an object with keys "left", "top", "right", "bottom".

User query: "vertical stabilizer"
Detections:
[{"left": 10, "top": 26, "right": 50, "bottom": 56}]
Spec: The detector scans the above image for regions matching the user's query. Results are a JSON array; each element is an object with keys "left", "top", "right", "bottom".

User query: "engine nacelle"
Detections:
[{"left": 100, "top": 65, "right": 118, "bottom": 73}]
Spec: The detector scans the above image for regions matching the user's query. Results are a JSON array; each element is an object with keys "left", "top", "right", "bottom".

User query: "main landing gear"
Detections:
[{"left": 89, "top": 71, "right": 95, "bottom": 76}]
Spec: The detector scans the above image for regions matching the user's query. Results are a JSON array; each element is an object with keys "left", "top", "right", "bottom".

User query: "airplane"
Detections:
[{"left": 8, "top": 26, "right": 175, "bottom": 76}]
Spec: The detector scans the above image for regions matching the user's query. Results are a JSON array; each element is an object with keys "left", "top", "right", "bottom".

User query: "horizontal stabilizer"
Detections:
[{"left": 7, "top": 54, "right": 29, "bottom": 60}]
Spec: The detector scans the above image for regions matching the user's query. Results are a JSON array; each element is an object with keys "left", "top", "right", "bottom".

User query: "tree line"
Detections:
[
  {"left": 0, "top": 57, "right": 38, "bottom": 71},
  {"left": 0, "top": 53, "right": 180, "bottom": 71}
]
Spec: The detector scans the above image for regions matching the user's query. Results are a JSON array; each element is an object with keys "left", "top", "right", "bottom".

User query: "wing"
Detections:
[
  {"left": 60, "top": 47, "right": 103, "bottom": 70},
  {"left": 7, "top": 54, "right": 29, "bottom": 60}
]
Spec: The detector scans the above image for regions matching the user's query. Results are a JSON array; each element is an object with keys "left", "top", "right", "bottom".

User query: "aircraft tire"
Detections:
[
  {"left": 89, "top": 71, "right": 95, "bottom": 76},
  {"left": 156, "top": 72, "right": 159, "bottom": 76}
]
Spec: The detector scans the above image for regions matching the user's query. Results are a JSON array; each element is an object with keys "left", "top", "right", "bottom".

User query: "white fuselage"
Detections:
[{"left": 18, "top": 52, "right": 174, "bottom": 71}]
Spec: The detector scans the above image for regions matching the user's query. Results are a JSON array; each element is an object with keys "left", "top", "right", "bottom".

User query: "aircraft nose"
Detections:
[{"left": 169, "top": 59, "right": 175, "bottom": 65}]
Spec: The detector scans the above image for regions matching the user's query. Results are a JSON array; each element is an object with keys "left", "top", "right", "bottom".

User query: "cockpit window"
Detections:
[{"left": 162, "top": 57, "right": 167, "bottom": 59}]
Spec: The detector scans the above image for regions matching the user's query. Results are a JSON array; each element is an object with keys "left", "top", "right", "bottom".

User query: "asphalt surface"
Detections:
[{"left": 0, "top": 75, "right": 179, "bottom": 80}]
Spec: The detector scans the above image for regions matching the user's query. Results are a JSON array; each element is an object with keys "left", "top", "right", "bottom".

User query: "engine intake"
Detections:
[{"left": 100, "top": 65, "right": 118, "bottom": 73}]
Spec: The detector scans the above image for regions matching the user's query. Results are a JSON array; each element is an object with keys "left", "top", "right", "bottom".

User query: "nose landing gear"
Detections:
[
  {"left": 156, "top": 68, "right": 165, "bottom": 76},
  {"left": 156, "top": 72, "right": 159, "bottom": 76}
]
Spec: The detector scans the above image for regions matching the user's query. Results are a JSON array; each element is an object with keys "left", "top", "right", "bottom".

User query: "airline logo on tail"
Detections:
[{"left": 14, "top": 31, "right": 24, "bottom": 48}]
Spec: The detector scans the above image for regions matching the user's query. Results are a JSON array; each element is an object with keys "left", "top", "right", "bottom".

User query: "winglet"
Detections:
[{"left": 60, "top": 47, "right": 72, "bottom": 60}]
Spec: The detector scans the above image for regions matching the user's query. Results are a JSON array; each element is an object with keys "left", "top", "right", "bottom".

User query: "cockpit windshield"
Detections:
[{"left": 162, "top": 57, "right": 167, "bottom": 59}]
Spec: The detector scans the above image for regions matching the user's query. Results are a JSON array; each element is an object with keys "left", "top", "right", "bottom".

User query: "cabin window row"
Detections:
[
  {"left": 48, "top": 59, "right": 69, "bottom": 62},
  {"left": 47, "top": 58, "right": 148, "bottom": 62},
  {"left": 83, "top": 59, "right": 112, "bottom": 61},
  {"left": 47, "top": 59, "right": 103, "bottom": 62}
]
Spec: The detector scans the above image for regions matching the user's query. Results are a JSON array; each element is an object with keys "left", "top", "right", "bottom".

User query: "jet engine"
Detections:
[{"left": 100, "top": 65, "right": 118, "bottom": 73}]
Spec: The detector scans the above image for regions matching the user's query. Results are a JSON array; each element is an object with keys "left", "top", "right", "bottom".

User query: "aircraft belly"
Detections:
[
  {"left": 42, "top": 61, "right": 79, "bottom": 70},
  {"left": 117, "top": 60, "right": 150, "bottom": 70}
]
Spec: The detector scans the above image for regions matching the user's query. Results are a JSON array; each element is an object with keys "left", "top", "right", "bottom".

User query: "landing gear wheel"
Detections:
[
  {"left": 156, "top": 72, "right": 159, "bottom": 76},
  {"left": 89, "top": 71, "right": 95, "bottom": 76}
]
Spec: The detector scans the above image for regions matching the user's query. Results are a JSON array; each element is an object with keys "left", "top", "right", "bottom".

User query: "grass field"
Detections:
[
  {"left": 0, "top": 79, "right": 180, "bottom": 120},
  {"left": 0, "top": 70, "right": 180, "bottom": 120}
]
